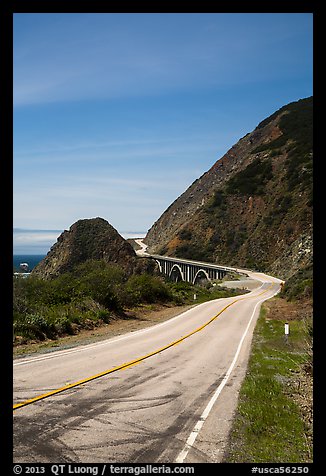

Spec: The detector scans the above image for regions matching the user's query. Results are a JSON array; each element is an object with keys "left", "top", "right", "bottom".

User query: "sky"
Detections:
[{"left": 13, "top": 13, "right": 313, "bottom": 254}]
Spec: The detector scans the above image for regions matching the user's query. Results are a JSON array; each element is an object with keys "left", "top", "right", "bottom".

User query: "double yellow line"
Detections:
[{"left": 13, "top": 283, "right": 276, "bottom": 411}]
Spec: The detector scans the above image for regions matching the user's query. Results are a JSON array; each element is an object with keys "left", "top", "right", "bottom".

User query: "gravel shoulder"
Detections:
[
  {"left": 13, "top": 302, "right": 198, "bottom": 358},
  {"left": 221, "top": 278, "right": 260, "bottom": 291}
]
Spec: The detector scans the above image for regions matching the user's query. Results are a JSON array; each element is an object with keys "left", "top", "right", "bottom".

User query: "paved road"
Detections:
[
  {"left": 134, "top": 238, "right": 149, "bottom": 256},
  {"left": 13, "top": 271, "right": 281, "bottom": 463}
]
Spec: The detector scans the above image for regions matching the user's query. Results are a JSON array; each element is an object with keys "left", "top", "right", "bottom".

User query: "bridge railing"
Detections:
[
  {"left": 148, "top": 254, "right": 243, "bottom": 274},
  {"left": 147, "top": 253, "right": 247, "bottom": 284}
]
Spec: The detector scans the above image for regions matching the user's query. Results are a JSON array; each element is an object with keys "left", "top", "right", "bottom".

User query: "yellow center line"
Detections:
[{"left": 13, "top": 282, "right": 277, "bottom": 411}]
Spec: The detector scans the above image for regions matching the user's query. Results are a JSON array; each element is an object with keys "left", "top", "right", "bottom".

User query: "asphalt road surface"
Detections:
[{"left": 13, "top": 271, "right": 281, "bottom": 463}]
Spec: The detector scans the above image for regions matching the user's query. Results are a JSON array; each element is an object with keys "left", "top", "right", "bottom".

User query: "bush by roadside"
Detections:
[
  {"left": 280, "top": 264, "right": 313, "bottom": 302},
  {"left": 13, "top": 259, "right": 247, "bottom": 344}
]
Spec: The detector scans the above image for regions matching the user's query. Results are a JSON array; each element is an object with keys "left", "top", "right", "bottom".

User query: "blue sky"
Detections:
[{"left": 13, "top": 13, "right": 313, "bottom": 254}]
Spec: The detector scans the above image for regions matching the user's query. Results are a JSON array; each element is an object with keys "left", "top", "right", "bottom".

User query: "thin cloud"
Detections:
[
  {"left": 14, "top": 14, "right": 312, "bottom": 107},
  {"left": 13, "top": 13, "right": 313, "bottom": 252},
  {"left": 13, "top": 229, "right": 63, "bottom": 253},
  {"left": 13, "top": 228, "right": 63, "bottom": 233}
]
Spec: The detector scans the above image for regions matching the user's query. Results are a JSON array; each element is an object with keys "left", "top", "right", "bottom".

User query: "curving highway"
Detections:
[{"left": 13, "top": 266, "right": 282, "bottom": 463}]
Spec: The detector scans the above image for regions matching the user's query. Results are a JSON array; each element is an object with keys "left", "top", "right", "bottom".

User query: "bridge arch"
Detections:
[
  {"left": 193, "top": 269, "right": 210, "bottom": 285},
  {"left": 169, "top": 264, "right": 184, "bottom": 282},
  {"left": 155, "top": 259, "right": 162, "bottom": 273}
]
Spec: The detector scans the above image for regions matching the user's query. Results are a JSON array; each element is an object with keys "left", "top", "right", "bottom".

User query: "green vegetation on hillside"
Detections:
[
  {"left": 225, "top": 157, "right": 273, "bottom": 196},
  {"left": 254, "top": 97, "right": 313, "bottom": 193},
  {"left": 255, "top": 97, "right": 312, "bottom": 144},
  {"left": 206, "top": 190, "right": 227, "bottom": 210},
  {"left": 174, "top": 242, "right": 214, "bottom": 262},
  {"left": 171, "top": 97, "right": 312, "bottom": 276},
  {"left": 263, "top": 194, "right": 293, "bottom": 226},
  {"left": 13, "top": 259, "right": 246, "bottom": 343},
  {"left": 280, "top": 264, "right": 313, "bottom": 302}
]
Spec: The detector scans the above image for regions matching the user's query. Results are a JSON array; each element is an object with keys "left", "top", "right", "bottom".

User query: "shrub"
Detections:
[
  {"left": 225, "top": 158, "right": 273, "bottom": 195},
  {"left": 158, "top": 245, "right": 168, "bottom": 256},
  {"left": 280, "top": 265, "right": 313, "bottom": 301},
  {"left": 97, "top": 309, "right": 112, "bottom": 323},
  {"left": 251, "top": 97, "right": 312, "bottom": 195},
  {"left": 74, "top": 261, "right": 127, "bottom": 310},
  {"left": 52, "top": 315, "right": 74, "bottom": 336},
  {"left": 209, "top": 190, "right": 226, "bottom": 208},
  {"left": 13, "top": 313, "right": 56, "bottom": 341},
  {"left": 205, "top": 190, "right": 227, "bottom": 217},
  {"left": 263, "top": 194, "right": 293, "bottom": 226},
  {"left": 175, "top": 243, "right": 213, "bottom": 262},
  {"left": 44, "top": 273, "right": 81, "bottom": 305},
  {"left": 125, "top": 274, "right": 171, "bottom": 305},
  {"left": 178, "top": 229, "right": 192, "bottom": 241}
]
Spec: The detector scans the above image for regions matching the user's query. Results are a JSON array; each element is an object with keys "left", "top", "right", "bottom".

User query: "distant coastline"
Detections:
[
  {"left": 13, "top": 255, "right": 46, "bottom": 272},
  {"left": 13, "top": 230, "right": 146, "bottom": 272}
]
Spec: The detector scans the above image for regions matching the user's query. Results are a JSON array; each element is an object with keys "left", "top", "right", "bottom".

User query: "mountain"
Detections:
[
  {"left": 145, "top": 97, "right": 313, "bottom": 280},
  {"left": 32, "top": 217, "right": 140, "bottom": 279}
]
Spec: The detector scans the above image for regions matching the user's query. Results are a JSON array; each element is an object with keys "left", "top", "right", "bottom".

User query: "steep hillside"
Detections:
[
  {"left": 32, "top": 217, "right": 140, "bottom": 279},
  {"left": 145, "top": 97, "right": 313, "bottom": 280}
]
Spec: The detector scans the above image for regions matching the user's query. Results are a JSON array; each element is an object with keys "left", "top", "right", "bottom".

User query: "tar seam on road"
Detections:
[{"left": 13, "top": 283, "right": 276, "bottom": 411}]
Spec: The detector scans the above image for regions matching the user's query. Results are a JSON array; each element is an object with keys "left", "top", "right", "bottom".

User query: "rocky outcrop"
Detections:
[
  {"left": 32, "top": 217, "right": 138, "bottom": 279},
  {"left": 269, "top": 231, "right": 313, "bottom": 280},
  {"left": 145, "top": 97, "right": 313, "bottom": 280}
]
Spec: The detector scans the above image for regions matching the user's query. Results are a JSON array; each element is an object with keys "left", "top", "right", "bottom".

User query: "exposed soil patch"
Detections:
[{"left": 263, "top": 296, "right": 312, "bottom": 322}]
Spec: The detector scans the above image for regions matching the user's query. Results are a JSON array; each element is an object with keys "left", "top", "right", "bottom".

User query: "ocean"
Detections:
[
  {"left": 13, "top": 255, "right": 46, "bottom": 272},
  {"left": 12, "top": 232, "right": 146, "bottom": 272}
]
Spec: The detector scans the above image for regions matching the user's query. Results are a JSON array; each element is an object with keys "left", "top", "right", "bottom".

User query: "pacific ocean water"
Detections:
[{"left": 13, "top": 255, "right": 46, "bottom": 272}]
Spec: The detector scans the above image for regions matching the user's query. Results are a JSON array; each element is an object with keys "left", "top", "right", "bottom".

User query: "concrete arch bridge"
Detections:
[{"left": 149, "top": 254, "right": 238, "bottom": 285}]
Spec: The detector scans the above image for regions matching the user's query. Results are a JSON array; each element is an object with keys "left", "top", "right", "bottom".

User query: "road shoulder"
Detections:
[{"left": 13, "top": 303, "right": 198, "bottom": 358}]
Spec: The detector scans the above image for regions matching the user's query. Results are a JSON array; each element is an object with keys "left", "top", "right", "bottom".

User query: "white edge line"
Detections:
[
  {"left": 14, "top": 297, "right": 231, "bottom": 366},
  {"left": 13, "top": 280, "right": 268, "bottom": 367},
  {"left": 175, "top": 285, "right": 280, "bottom": 463},
  {"left": 13, "top": 307, "right": 196, "bottom": 366},
  {"left": 11, "top": 296, "right": 239, "bottom": 366}
]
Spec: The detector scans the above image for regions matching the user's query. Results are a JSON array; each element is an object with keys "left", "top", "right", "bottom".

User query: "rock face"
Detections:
[
  {"left": 32, "top": 218, "right": 137, "bottom": 279},
  {"left": 145, "top": 97, "right": 313, "bottom": 280}
]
